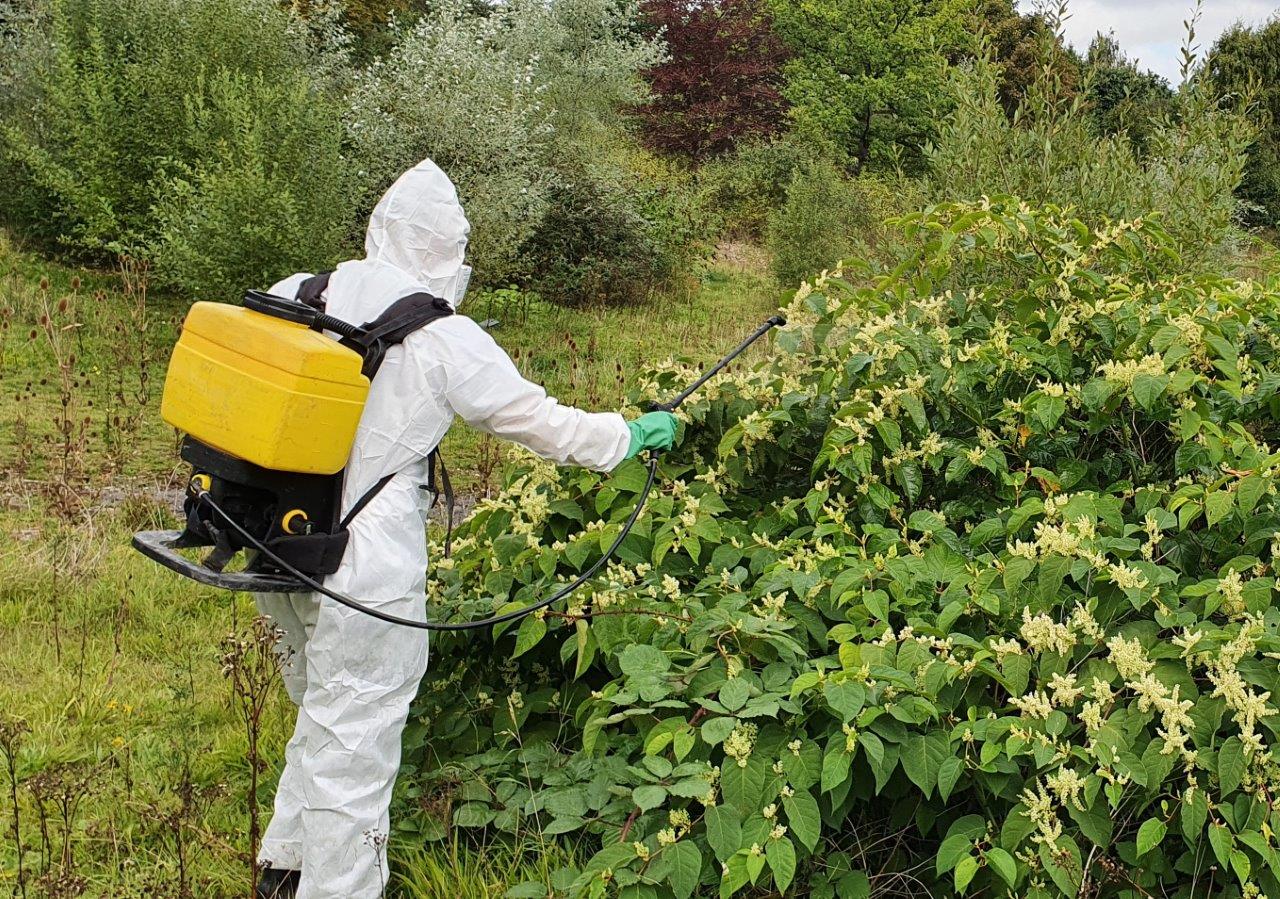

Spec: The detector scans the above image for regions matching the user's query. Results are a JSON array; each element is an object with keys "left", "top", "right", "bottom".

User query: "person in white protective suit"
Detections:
[{"left": 252, "top": 159, "right": 677, "bottom": 899}]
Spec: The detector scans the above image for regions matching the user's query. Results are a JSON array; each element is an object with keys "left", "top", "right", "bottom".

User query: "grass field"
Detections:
[{"left": 0, "top": 230, "right": 780, "bottom": 897}]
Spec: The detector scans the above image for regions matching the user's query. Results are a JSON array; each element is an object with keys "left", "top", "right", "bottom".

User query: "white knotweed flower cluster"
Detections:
[
  {"left": 780, "top": 283, "right": 819, "bottom": 330},
  {"left": 1201, "top": 618, "right": 1277, "bottom": 757},
  {"left": 1007, "top": 516, "right": 1109, "bottom": 571},
  {"left": 1141, "top": 512, "right": 1165, "bottom": 561},
  {"left": 661, "top": 574, "right": 681, "bottom": 601},
  {"left": 1096, "top": 636, "right": 1198, "bottom": 761},
  {"left": 875, "top": 374, "right": 929, "bottom": 417},
  {"left": 1036, "top": 379, "right": 1074, "bottom": 400},
  {"left": 753, "top": 592, "right": 787, "bottom": 620},
  {"left": 1069, "top": 603, "right": 1105, "bottom": 641},
  {"left": 472, "top": 458, "right": 559, "bottom": 523},
  {"left": 1044, "top": 768, "right": 1086, "bottom": 811},
  {"left": 1020, "top": 608, "right": 1076, "bottom": 656},
  {"left": 1108, "top": 561, "right": 1150, "bottom": 592},
  {"left": 777, "top": 539, "right": 841, "bottom": 578},
  {"left": 1011, "top": 691, "right": 1054, "bottom": 719},
  {"left": 723, "top": 723, "right": 758, "bottom": 768},
  {"left": 1048, "top": 673, "right": 1084, "bottom": 707},
  {"left": 1171, "top": 628, "right": 1204, "bottom": 658},
  {"left": 1218, "top": 569, "right": 1247, "bottom": 618},
  {"left": 669, "top": 809, "right": 692, "bottom": 837},
  {"left": 1041, "top": 493, "right": 1071, "bottom": 521},
  {"left": 1133, "top": 671, "right": 1196, "bottom": 761},
  {"left": 1078, "top": 699, "right": 1107, "bottom": 733},
  {"left": 990, "top": 637, "right": 1024, "bottom": 661},
  {"left": 1097, "top": 353, "right": 1165, "bottom": 387},
  {"left": 1170, "top": 312, "right": 1206, "bottom": 349},
  {"left": 1018, "top": 781, "right": 1064, "bottom": 850},
  {"left": 1106, "top": 635, "right": 1153, "bottom": 679},
  {"left": 882, "top": 433, "right": 946, "bottom": 472},
  {"left": 1240, "top": 353, "right": 1261, "bottom": 395},
  {"left": 590, "top": 561, "right": 653, "bottom": 610}
]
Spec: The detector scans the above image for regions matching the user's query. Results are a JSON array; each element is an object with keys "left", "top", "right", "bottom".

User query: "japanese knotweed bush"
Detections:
[{"left": 409, "top": 198, "right": 1280, "bottom": 899}]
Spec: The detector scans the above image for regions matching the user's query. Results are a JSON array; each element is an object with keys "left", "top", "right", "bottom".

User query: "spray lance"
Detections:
[{"left": 184, "top": 314, "right": 786, "bottom": 632}]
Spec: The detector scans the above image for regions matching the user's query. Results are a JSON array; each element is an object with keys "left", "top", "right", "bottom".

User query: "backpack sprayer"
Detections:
[{"left": 132, "top": 284, "right": 784, "bottom": 631}]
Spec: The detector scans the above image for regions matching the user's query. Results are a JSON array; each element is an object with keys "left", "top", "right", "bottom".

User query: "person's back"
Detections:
[{"left": 253, "top": 159, "right": 676, "bottom": 899}]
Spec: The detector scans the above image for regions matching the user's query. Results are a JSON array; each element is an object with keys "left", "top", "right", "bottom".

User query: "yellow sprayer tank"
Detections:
[{"left": 161, "top": 302, "right": 370, "bottom": 475}]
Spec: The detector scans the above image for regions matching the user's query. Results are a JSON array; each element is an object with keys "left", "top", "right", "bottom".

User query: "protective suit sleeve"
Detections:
[{"left": 431, "top": 317, "right": 631, "bottom": 472}]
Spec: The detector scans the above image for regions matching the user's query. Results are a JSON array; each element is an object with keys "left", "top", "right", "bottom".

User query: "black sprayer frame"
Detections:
[{"left": 132, "top": 314, "right": 785, "bottom": 631}]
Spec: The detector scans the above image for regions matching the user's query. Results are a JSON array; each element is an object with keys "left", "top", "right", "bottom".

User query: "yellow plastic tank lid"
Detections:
[{"left": 180, "top": 302, "right": 367, "bottom": 385}]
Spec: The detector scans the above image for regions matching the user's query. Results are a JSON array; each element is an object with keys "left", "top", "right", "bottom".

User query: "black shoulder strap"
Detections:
[
  {"left": 349, "top": 291, "right": 455, "bottom": 379},
  {"left": 426, "top": 448, "right": 455, "bottom": 558},
  {"left": 339, "top": 473, "right": 396, "bottom": 530},
  {"left": 293, "top": 278, "right": 452, "bottom": 378},
  {"left": 295, "top": 271, "right": 333, "bottom": 310}
]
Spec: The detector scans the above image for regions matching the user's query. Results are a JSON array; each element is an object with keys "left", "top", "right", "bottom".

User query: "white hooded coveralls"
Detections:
[{"left": 254, "top": 159, "right": 630, "bottom": 898}]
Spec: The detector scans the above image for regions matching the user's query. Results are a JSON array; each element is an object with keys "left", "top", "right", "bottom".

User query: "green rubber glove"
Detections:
[{"left": 625, "top": 411, "right": 679, "bottom": 459}]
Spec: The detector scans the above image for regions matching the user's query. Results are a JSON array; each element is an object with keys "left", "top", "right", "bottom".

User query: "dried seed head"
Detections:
[
  {"left": 58, "top": 297, "right": 68, "bottom": 313},
  {"left": 39, "top": 277, "right": 49, "bottom": 291},
  {"left": 70, "top": 276, "right": 81, "bottom": 290}
]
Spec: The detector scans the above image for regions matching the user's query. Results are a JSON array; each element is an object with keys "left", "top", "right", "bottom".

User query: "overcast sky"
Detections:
[{"left": 1016, "top": 1, "right": 1279, "bottom": 84}]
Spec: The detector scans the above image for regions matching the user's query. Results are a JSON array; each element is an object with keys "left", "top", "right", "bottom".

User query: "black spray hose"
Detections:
[
  {"left": 648, "top": 315, "right": 786, "bottom": 412},
  {"left": 195, "top": 313, "right": 785, "bottom": 632},
  {"left": 195, "top": 458, "right": 655, "bottom": 632}
]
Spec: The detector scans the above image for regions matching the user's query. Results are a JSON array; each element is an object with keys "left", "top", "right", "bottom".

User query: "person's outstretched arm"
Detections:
[{"left": 431, "top": 317, "right": 669, "bottom": 472}]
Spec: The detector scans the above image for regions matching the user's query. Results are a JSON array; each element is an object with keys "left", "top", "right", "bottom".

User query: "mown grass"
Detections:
[{"left": 0, "top": 229, "right": 780, "bottom": 896}]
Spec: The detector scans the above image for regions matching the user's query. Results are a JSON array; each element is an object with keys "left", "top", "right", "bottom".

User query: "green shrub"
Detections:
[
  {"left": 1207, "top": 17, "right": 1280, "bottom": 229},
  {"left": 520, "top": 153, "right": 701, "bottom": 307},
  {"left": 148, "top": 72, "right": 350, "bottom": 299},
  {"left": 695, "top": 137, "right": 811, "bottom": 240},
  {"left": 1082, "top": 32, "right": 1175, "bottom": 156},
  {"left": 0, "top": 0, "right": 350, "bottom": 293},
  {"left": 408, "top": 199, "right": 1280, "bottom": 898},
  {"left": 926, "top": 50, "right": 1255, "bottom": 265},
  {"left": 766, "top": 153, "right": 918, "bottom": 287},
  {"left": 343, "top": 0, "right": 661, "bottom": 288}
]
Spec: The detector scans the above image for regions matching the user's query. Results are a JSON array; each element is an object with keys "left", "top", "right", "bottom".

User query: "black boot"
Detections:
[{"left": 256, "top": 867, "right": 301, "bottom": 899}]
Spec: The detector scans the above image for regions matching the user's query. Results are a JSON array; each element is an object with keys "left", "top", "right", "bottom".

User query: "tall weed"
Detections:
[{"left": 926, "top": 30, "right": 1255, "bottom": 264}]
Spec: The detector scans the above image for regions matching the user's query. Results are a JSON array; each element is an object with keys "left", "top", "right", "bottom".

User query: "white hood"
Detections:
[{"left": 363, "top": 158, "right": 471, "bottom": 305}]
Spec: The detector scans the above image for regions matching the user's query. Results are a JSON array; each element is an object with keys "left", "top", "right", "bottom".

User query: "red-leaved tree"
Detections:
[{"left": 636, "top": 0, "right": 789, "bottom": 161}]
